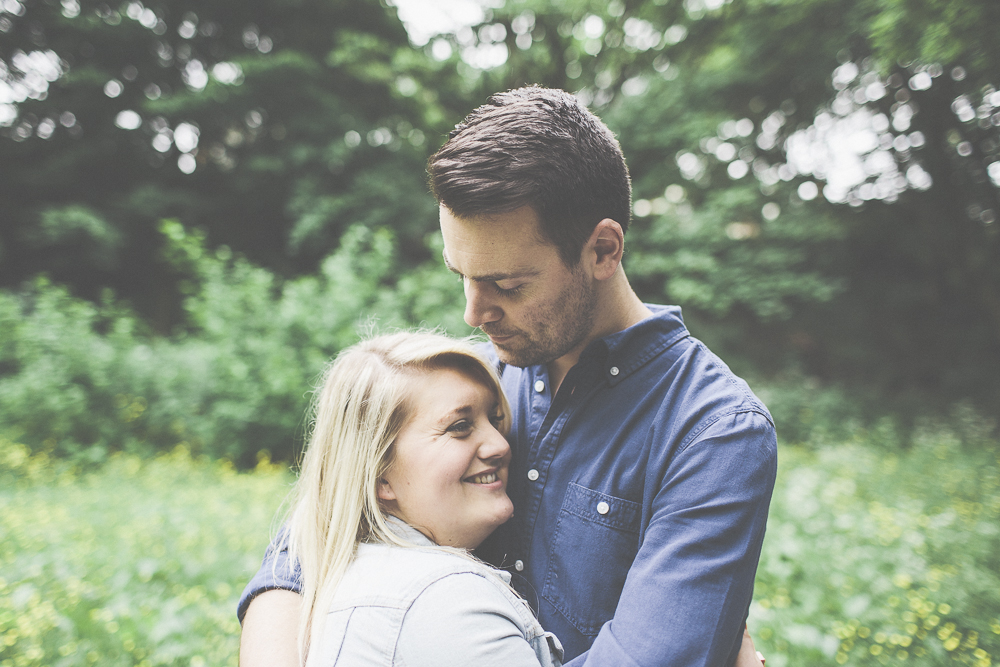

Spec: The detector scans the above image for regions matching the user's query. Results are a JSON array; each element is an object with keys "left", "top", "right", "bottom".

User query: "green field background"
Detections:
[{"left": 3, "top": 428, "right": 999, "bottom": 667}]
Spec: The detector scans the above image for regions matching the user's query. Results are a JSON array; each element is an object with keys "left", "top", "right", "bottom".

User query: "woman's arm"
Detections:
[
  {"left": 239, "top": 590, "right": 302, "bottom": 667},
  {"left": 735, "top": 625, "right": 765, "bottom": 667}
]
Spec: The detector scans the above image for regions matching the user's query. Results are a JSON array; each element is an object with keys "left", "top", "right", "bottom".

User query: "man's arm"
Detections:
[
  {"left": 568, "top": 410, "right": 777, "bottom": 666},
  {"left": 239, "top": 590, "right": 302, "bottom": 667}
]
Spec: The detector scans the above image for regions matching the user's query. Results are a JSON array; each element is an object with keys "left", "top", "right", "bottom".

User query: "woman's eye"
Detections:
[
  {"left": 445, "top": 419, "right": 473, "bottom": 434},
  {"left": 489, "top": 414, "right": 505, "bottom": 427}
]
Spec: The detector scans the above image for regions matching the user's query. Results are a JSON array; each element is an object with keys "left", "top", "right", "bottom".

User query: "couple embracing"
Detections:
[{"left": 238, "top": 86, "right": 777, "bottom": 667}]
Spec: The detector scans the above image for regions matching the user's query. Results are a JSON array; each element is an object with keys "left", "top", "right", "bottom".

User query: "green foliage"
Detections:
[
  {"left": 0, "top": 0, "right": 457, "bottom": 322},
  {"left": 4, "top": 0, "right": 1000, "bottom": 412},
  {"left": 3, "top": 424, "right": 998, "bottom": 666},
  {"left": 25, "top": 205, "right": 122, "bottom": 272},
  {"left": 0, "top": 437, "right": 289, "bottom": 667},
  {"left": 751, "top": 424, "right": 1000, "bottom": 667},
  {"left": 864, "top": 0, "right": 1000, "bottom": 83},
  {"left": 0, "top": 224, "right": 470, "bottom": 465}
]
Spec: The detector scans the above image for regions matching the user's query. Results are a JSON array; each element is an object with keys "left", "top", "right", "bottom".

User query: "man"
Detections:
[{"left": 238, "top": 86, "right": 776, "bottom": 666}]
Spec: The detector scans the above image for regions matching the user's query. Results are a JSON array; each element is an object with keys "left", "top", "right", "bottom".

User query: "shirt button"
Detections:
[
  {"left": 609, "top": 366, "right": 620, "bottom": 376},
  {"left": 596, "top": 501, "right": 610, "bottom": 515},
  {"left": 534, "top": 379, "right": 545, "bottom": 393},
  {"left": 527, "top": 469, "right": 539, "bottom": 481},
  {"left": 514, "top": 560, "right": 524, "bottom": 572}
]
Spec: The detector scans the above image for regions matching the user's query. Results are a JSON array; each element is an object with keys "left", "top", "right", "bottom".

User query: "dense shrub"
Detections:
[
  {"left": 0, "top": 223, "right": 469, "bottom": 466},
  {"left": 1, "top": 221, "right": 994, "bottom": 466}
]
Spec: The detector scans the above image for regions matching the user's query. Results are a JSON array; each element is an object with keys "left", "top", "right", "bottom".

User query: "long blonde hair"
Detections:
[{"left": 281, "top": 331, "right": 509, "bottom": 662}]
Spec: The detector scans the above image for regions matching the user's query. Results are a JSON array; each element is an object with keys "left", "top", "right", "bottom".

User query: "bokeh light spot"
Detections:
[
  {"left": 103, "top": 79, "right": 123, "bottom": 98},
  {"left": 114, "top": 110, "right": 141, "bottom": 130},
  {"left": 177, "top": 153, "right": 196, "bottom": 174},
  {"left": 798, "top": 181, "right": 819, "bottom": 201}
]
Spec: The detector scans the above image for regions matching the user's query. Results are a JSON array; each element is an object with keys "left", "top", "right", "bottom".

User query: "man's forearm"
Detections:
[{"left": 239, "top": 589, "right": 303, "bottom": 667}]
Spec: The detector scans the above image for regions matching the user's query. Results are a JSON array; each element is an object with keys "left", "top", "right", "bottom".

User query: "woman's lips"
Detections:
[{"left": 464, "top": 469, "right": 505, "bottom": 489}]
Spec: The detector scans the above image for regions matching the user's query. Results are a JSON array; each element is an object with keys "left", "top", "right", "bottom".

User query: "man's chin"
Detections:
[{"left": 493, "top": 345, "right": 543, "bottom": 369}]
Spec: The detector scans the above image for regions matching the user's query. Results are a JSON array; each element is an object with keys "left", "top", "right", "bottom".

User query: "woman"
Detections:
[
  {"left": 279, "top": 331, "right": 764, "bottom": 666},
  {"left": 282, "top": 331, "right": 561, "bottom": 666}
]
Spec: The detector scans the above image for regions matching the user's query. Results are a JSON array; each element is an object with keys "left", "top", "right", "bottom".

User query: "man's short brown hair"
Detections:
[{"left": 428, "top": 86, "right": 632, "bottom": 267}]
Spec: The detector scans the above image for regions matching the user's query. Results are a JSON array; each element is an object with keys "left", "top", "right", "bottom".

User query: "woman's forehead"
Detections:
[{"left": 402, "top": 365, "right": 498, "bottom": 409}]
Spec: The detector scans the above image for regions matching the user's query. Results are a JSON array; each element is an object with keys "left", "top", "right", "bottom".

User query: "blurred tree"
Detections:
[
  {"left": 2, "top": 0, "right": 998, "bottom": 417},
  {"left": 0, "top": 0, "right": 457, "bottom": 329},
  {"left": 449, "top": 0, "right": 1000, "bottom": 413}
]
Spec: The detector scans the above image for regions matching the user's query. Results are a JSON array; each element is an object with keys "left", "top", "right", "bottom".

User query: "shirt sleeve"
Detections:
[
  {"left": 397, "top": 572, "right": 553, "bottom": 667},
  {"left": 236, "top": 529, "right": 303, "bottom": 624},
  {"left": 566, "top": 410, "right": 777, "bottom": 667}
]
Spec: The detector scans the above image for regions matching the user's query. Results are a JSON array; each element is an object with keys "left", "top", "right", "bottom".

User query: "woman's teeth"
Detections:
[{"left": 468, "top": 472, "right": 497, "bottom": 484}]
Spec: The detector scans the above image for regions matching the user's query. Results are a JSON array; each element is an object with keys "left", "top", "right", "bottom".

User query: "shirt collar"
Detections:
[
  {"left": 384, "top": 515, "right": 437, "bottom": 547},
  {"left": 579, "top": 304, "right": 690, "bottom": 385},
  {"left": 382, "top": 516, "right": 513, "bottom": 583}
]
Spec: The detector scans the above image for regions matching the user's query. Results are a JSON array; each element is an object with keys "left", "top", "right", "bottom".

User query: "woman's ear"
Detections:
[{"left": 377, "top": 477, "right": 397, "bottom": 502}]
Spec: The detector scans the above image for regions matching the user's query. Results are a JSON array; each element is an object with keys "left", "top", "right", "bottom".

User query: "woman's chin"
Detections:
[{"left": 492, "top": 497, "right": 514, "bottom": 526}]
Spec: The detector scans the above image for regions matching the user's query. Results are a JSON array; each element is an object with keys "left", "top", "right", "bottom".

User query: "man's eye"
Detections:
[{"left": 493, "top": 283, "right": 524, "bottom": 296}]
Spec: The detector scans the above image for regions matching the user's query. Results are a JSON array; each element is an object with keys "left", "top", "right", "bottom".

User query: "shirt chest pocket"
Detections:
[{"left": 541, "top": 482, "right": 641, "bottom": 637}]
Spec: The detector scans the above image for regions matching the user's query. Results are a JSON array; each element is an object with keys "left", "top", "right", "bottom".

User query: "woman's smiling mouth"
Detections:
[{"left": 465, "top": 471, "right": 499, "bottom": 485}]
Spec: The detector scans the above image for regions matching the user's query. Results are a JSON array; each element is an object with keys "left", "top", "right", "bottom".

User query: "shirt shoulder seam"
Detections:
[{"left": 676, "top": 406, "right": 775, "bottom": 457}]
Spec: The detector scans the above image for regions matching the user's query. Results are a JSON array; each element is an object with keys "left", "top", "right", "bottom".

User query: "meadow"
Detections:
[
  {"left": 1, "top": 439, "right": 288, "bottom": 667},
  {"left": 3, "top": 0, "right": 998, "bottom": 664},
  {"left": 3, "top": 422, "right": 998, "bottom": 667}
]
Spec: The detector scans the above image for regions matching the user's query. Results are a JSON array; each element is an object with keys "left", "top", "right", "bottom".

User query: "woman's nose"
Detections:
[{"left": 478, "top": 424, "right": 511, "bottom": 462}]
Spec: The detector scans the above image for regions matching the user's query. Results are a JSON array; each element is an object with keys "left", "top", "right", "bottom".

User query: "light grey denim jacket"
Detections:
[{"left": 306, "top": 518, "right": 563, "bottom": 667}]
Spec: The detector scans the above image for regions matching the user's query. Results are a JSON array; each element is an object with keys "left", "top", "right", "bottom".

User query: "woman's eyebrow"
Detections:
[{"left": 435, "top": 405, "right": 474, "bottom": 425}]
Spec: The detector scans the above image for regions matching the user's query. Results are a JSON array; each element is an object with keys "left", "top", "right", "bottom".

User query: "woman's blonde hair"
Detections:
[{"left": 281, "top": 331, "right": 510, "bottom": 661}]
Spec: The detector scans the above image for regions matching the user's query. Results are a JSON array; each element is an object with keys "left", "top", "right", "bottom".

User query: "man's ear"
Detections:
[
  {"left": 377, "top": 477, "right": 397, "bottom": 502},
  {"left": 586, "top": 218, "right": 625, "bottom": 281}
]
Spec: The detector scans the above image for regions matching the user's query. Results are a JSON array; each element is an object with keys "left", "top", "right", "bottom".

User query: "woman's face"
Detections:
[{"left": 378, "top": 366, "right": 513, "bottom": 549}]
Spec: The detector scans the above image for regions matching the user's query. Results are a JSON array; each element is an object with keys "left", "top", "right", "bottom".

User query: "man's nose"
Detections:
[{"left": 463, "top": 282, "right": 502, "bottom": 328}]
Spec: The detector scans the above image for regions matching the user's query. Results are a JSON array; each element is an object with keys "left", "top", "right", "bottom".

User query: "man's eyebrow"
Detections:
[
  {"left": 442, "top": 251, "right": 461, "bottom": 275},
  {"left": 441, "top": 252, "right": 541, "bottom": 283}
]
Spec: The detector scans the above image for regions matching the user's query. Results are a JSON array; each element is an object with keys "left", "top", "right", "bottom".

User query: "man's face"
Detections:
[{"left": 440, "top": 205, "right": 598, "bottom": 368}]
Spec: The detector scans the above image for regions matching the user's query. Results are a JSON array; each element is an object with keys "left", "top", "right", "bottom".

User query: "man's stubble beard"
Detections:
[{"left": 485, "top": 266, "right": 598, "bottom": 369}]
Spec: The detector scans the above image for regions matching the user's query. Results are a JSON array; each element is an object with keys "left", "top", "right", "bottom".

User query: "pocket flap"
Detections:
[{"left": 560, "top": 482, "right": 640, "bottom": 534}]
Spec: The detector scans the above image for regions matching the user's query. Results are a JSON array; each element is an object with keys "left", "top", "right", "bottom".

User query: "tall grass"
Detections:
[
  {"left": 0, "top": 438, "right": 290, "bottom": 667},
  {"left": 751, "top": 424, "right": 1000, "bottom": 666},
  {"left": 3, "top": 423, "right": 998, "bottom": 666}
]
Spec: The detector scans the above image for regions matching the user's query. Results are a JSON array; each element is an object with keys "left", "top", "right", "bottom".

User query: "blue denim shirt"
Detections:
[
  {"left": 239, "top": 305, "right": 776, "bottom": 667},
  {"left": 476, "top": 305, "right": 776, "bottom": 666},
  {"left": 307, "top": 518, "right": 562, "bottom": 666}
]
